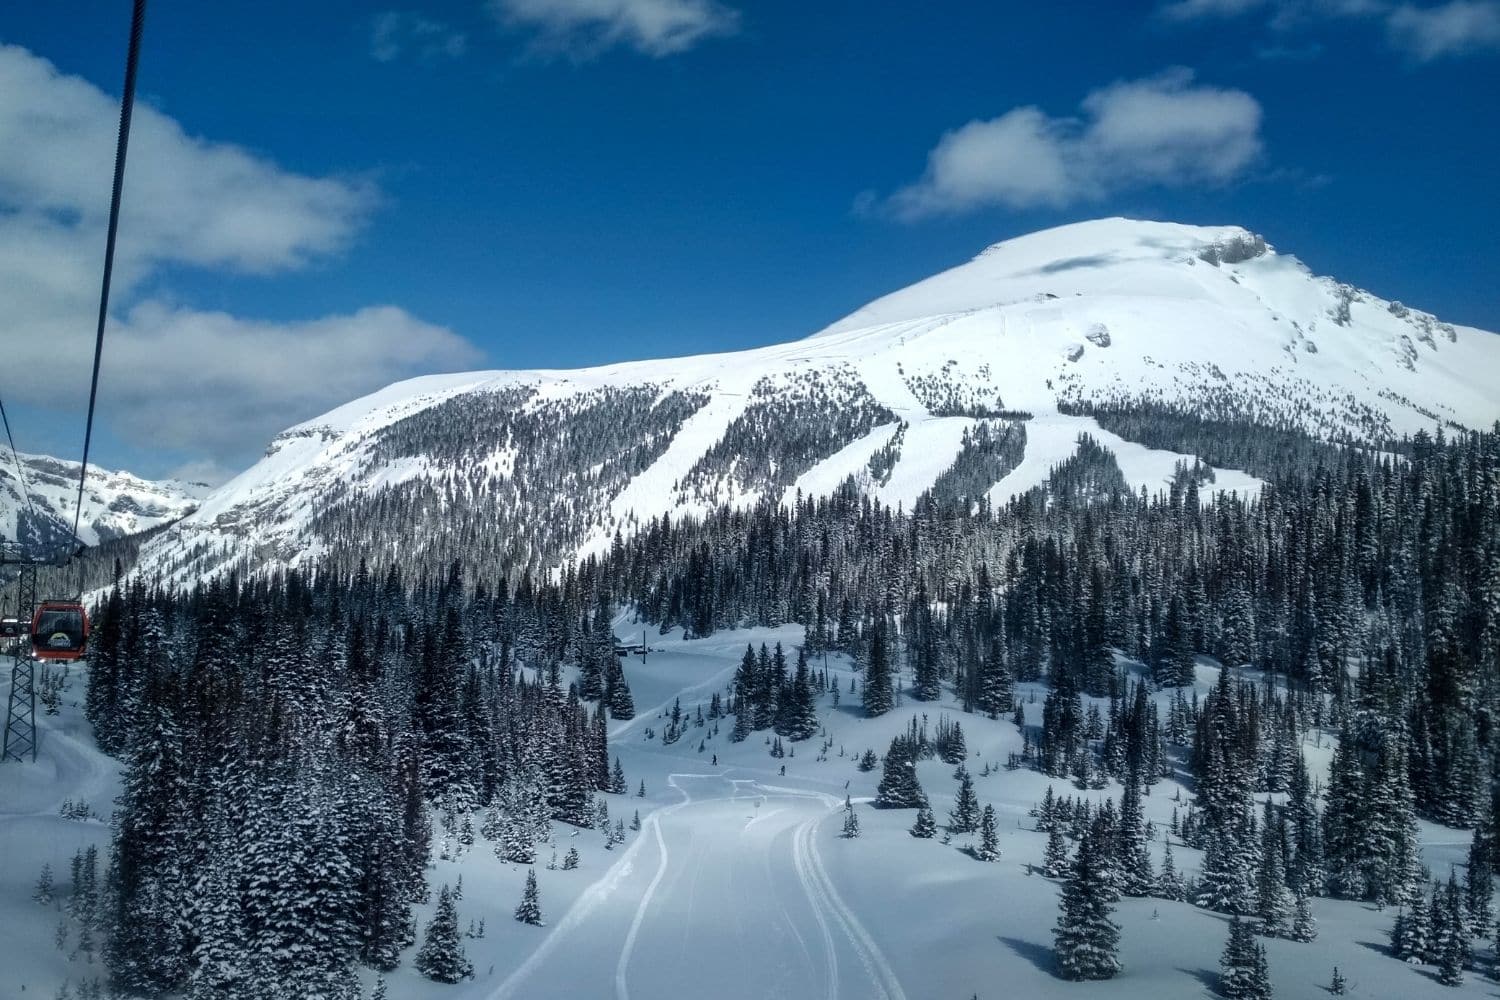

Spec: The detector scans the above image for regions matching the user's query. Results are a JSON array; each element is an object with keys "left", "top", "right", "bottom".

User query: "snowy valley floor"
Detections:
[{"left": 0, "top": 625, "right": 1490, "bottom": 999}]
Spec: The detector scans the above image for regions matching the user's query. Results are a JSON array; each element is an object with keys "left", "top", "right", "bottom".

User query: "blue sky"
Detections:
[{"left": 2, "top": 0, "right": 1497, "bottom": 481}]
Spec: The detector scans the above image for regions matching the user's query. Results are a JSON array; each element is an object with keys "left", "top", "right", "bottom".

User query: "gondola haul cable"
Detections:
[{"left": 67, "top": 0, "right": 148, "bottom": 591}]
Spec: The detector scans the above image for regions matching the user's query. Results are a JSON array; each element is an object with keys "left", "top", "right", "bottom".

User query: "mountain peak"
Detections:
[
  {"left": 976, "top": 217, "right": 1265, "bottom": 263},
  {"left": 813, "top": 218, "right": 1276, "bottom": 339}
]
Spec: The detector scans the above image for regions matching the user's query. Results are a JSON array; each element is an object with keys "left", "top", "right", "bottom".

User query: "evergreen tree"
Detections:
[
  {"left": 1053, "top": 825, "right": 1121, "bottom": 981},
  {"left": 1465, "top": 825, "right": 1493, "bottom": 939},
  {"left": 1219, "top": 916, "right": 1271, "bottom": 1000},
  {"left": 1290, "top": 895, "right": 1317, "bottom": 943},
  {"left": 514, "top": 869, "right": 543, "bottom": 927},
  {"left": 416, "top": 885, "right": 473, "bottom": 983},
  {"left": 875, "top": 736, "right": 926, "bottom": 809},
  {"left": 975, "top": 805, "right": 1001, "bottom": 862},
  {"left": 949, "top": 767, "right": 980, "bottom": 834},
  {"left": 841, "top": 802, "right": 861, "bottom": 839},
  {"left": 34, "top": 863, "right": 54, "bottom": 904},
  {"left": 910, "top": 806, "right": 937, "bottom": 839},
  {"left": 1043, "top": 827, "right": 1071, "bottom": 879},
  {"left": 1115, "top": 770, "right": 1153, "bottom": 896},
  {"left": 1255, "top": 818, "right": 1293, "bottom": 937},
  {"left": 1156, "top": 840, "right": 1188, "bottom": 902},
  {"left": 863, "top": 619, "right": 894, "bottom": 717}
]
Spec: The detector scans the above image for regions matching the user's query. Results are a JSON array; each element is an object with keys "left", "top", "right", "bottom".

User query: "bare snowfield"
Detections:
[{"left": 0, "top": 625, "right": 1488, "bottom": 999}]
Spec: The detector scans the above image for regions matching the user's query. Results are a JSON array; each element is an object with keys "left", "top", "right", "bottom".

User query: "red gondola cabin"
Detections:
[{"left": 31, "top": 602, "right": 88, "bottom": 661}]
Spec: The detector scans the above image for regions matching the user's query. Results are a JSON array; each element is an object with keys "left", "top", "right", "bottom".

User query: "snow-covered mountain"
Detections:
[
  {"left": 126, "top": 218, "right": 1500, "bottom": 589},
  {"left": 0, "top": 450, "right": 208, "bottom": 560}
]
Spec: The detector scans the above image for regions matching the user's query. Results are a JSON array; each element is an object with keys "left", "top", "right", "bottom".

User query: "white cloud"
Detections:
[
  {"left": 884, "top": 70, "right": 1263, "bottom": 220},
  {"left": 0, "top": 45, "right": 483, "bottom": 467},
  {"left": 886, "top": 109, "right": 1084, "bottom": 219},
  {"left": 1079, "top": 71, "right": 1263, "bottom": 186},
  {"left": 370, "top": 11, "right": 469, "bottom": 63},
  {"left": 0, "top": 45, "right": 374, "bottom": 276},
  {"left": 1159, "top": 0, "right": 1500, "bottom": 60},
  {"left": 99, "top": 304, "right": 481, "bottom": 457},
  {"left": 1388, "top": 1, "right": 1500, "bottom": 58},
  {"left": 488, "top": 0, "right": 738, "bottom": 57}
]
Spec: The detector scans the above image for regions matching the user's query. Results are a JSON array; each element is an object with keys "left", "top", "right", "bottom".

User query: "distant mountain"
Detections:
[
  {"left": 0, "top": 450, "right": 207, "bottom": 563},
  {"left": 123, "top": 218, "right": 1500, "bottom": 590}
]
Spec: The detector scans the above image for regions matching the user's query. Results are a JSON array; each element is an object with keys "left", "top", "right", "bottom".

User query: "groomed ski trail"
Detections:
[{"left": 484, "top": 772, "right": 908, "bottom": 1000}]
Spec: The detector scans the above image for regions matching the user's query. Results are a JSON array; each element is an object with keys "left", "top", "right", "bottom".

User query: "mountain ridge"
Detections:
[
  {"left": 0, "top": 450, "right": 207, "bottom": 563},
  {"left": 106, "top": 218, "right": 1500, "bottom": 590}
]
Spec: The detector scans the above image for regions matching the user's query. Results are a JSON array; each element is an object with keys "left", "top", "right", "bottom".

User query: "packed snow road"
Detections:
[{"left": 489, "top": 773, "right": 906, "bottom": 1000}]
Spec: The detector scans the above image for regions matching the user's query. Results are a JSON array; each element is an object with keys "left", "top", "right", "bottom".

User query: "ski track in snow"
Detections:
[
  {"left": 614, "top": 774, "right": 683, "bottom": 1000},
  {"left": 486, "top": 770, "right": 908, "bottom": 1000},
  {"left": 485, "top": 774, "right": 692, "bottom": 1000},
  {"left": 791, "top": 816, "right": 841, "bottom": 1000}
]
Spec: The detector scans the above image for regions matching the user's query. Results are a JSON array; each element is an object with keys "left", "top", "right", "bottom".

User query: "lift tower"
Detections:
[{"left": 2, "top": 552, "right": 39, "bottom": 763}]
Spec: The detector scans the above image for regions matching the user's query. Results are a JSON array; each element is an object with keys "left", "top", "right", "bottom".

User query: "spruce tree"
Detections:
[
  {"left": 1219, "top": 915, "right": 1270, "bottom": 1000},
  {"left": 863, "top": 619, "right": 894, "bottom": 717},
  {"left": 841, "top": 802, "right": 861, "bottom": 839},
  {"left": 1115, "top": 770, "right": 1153, "bottom": 896},
  {"left": 1465, "top": 826, "right": 1493, "bottom": 939},
  {"left": 1053, "top": 826, "right": 1121, "bottom": 980},
  {"left": 975, "top": 805, "right": 1000, "bottom": 862},
  {"left": 949, "top": 767, "right": 980, "bottom": 834},
  {"left": 514, "top": 869, "right": 543, "bottom": 927},
  {"left": 875, "top": 736, "right": 926, "bottom": 809},
  {"left": 910, "top": 806, "right": 936, "bottom": 839},
  {"left": 1255, "top": 819, "right": 1293, "bottom": 937},
  {"left": 1156, "top": 840, "right": 1188, "bottom": 902},
  {"left": 1290, "top": 895, "right": 1317, "bottom": 942},
  {"left": 416, "top": 885, "right": 473, "bottom": 983},
  {"left": 1043, "top": 827, "right": 1071, "bottom": 879},
  {"left": 34, "top": 863, "right": 54, "bottom": 904}
]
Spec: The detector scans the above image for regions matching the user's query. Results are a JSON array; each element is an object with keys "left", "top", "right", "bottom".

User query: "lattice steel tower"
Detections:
[{"left": 2, "top": 560, "right": 38, "bottom": 763}]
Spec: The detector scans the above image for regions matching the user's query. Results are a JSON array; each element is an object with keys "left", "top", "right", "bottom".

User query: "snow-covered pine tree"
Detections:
[
  {"left": 1465, "top": 825, "right": 1493, "bottom": 939},
  {"left": 949, "top": 766, "right": 980, "bottom": 834},
  {"left": 1156, "top": 839, "right": 1188, "bottom": 902},
  {"left": 606, "top": 660, "right": 636, "bottom": 720},
  {"left": 514, "top": 869, "right": 543, "bottom": 927},
  {"left": 1052, "top": 825, "right": 1121, "bottom": 981},
  {"left": 34, "top": 863, "right": 54, "bottom": 904},
  {"left": 1290, "top": 894, "right": 1317, "bottom": 942},
  {"left": 910, "top": 806, "right": 936, "bottom": 839},
  {"left": 874, "top": 735, "right": 926, "bottom": 809},
  {"left": 975, "top": 805, "right": 1000, "bottom": 862},
  {"left": 1219, "top": 915, "right": 1270, "bottom": 999},
  {"left": 1255, "top": 815, "right": 1293, "bottom": 937},
  {"left": 1195, "top": 823, "right": 1255, "bottom": 915},
  {"left": 1115, "top": 769, "right": 1153, "bottom": 896},
  {"left": 841, "top": 802, "right": 861, "bottom": 838},
  {"left": 1043, "top": 827, "right": 1071, "bottom": 879},
  {"left": 416, "top": 884, "right": 473, "bottom": 982},
  {"left": 863, "top": 619, "right": 894, "bottom": 717}
]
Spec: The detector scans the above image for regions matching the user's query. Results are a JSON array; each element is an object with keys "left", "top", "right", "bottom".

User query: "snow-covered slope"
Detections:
[
  {"left": 125, "top": 219, "right": 1500, "bottom": 588},
  {"left": 0, "top": 450, "right": 207, "bottom": 557}
]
